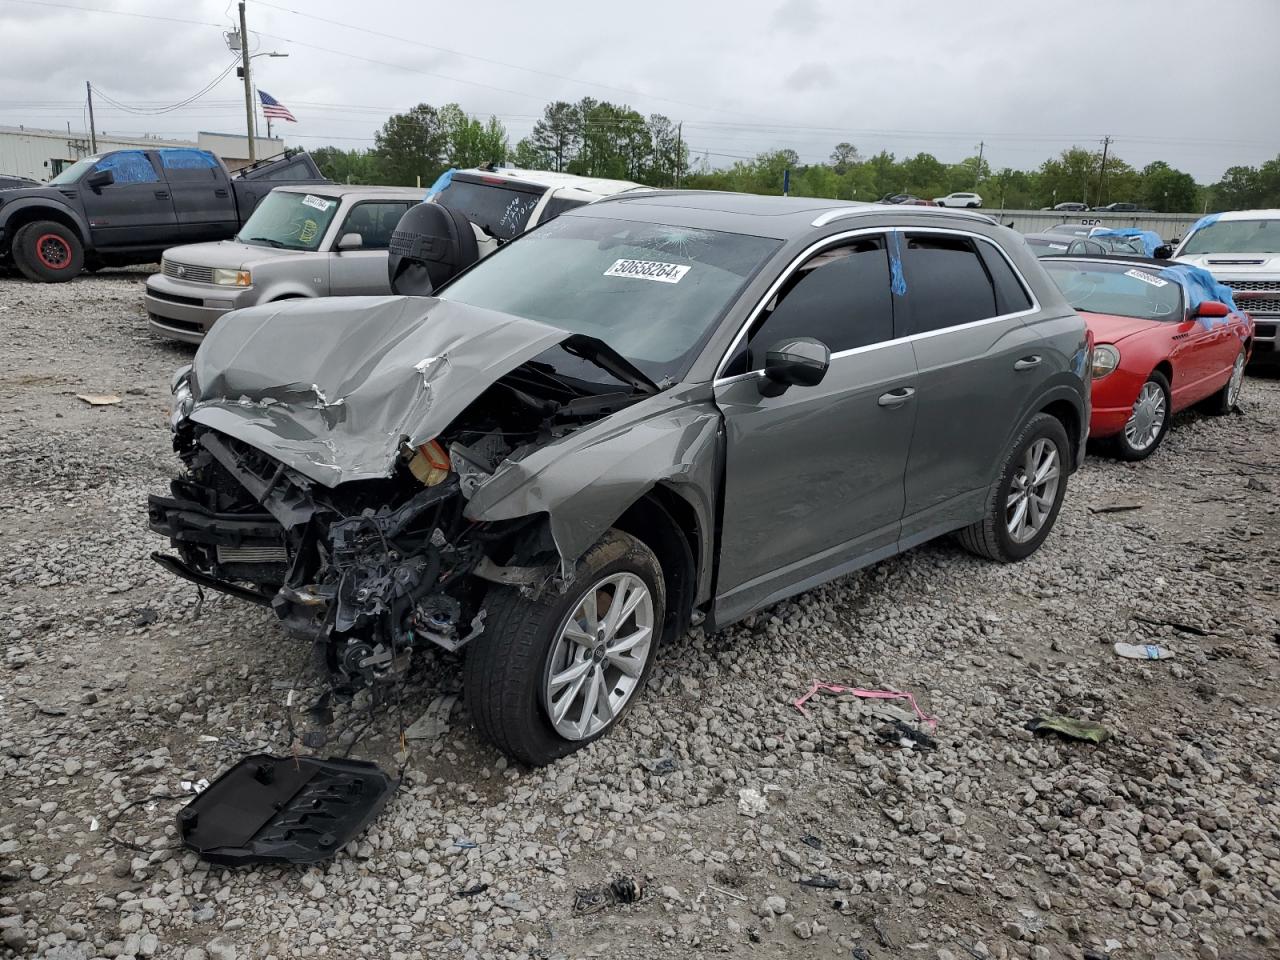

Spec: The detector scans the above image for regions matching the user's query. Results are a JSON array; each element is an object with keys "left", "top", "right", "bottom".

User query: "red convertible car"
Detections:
[{"left": 1042, "top": 256, "right": 1253, "bottom": 459}]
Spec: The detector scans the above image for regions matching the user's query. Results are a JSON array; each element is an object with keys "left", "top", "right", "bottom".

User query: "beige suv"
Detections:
[{"left": 144, "top": 184, "right": 422, "bottom": 343}]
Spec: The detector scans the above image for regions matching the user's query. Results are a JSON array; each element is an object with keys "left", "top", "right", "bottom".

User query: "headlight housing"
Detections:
[
  {"left": 1091, "top": 344, "right": 1120, "bottom": 379},
  {"left": 213, "top": 268, "right": 251, "bottom": 286}
]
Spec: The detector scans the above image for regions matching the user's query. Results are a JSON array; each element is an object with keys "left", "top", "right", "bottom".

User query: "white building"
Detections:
[{"left": 0, "top": 125, "right": 284, "bottom": 181}]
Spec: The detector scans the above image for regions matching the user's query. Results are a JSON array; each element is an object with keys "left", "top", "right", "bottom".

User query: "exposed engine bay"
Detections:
[{"left": 149, "top": 356, "right": 647, "bottom": 691}]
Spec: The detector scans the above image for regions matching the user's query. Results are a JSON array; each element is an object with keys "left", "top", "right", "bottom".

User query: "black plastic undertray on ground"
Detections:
[{"left": 178, "top": 754, "right": 395, "bottom": 865}]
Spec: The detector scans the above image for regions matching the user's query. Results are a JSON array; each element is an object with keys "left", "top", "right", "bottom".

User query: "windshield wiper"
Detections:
[
  {"left": 241, "top": 236, "right": 289, "bottom": 248},
  {"left": 560, "top": 335, "right": 660, "bottom": 396}
]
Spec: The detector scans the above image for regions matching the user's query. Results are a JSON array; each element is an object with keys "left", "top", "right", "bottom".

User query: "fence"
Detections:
[{"left": 983, "top": 209, "right": 1202, "bottom": 240}]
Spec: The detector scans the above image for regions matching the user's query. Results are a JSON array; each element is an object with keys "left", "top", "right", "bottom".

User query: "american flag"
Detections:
[{"left": 258, "top": 90, "right": 296, "bottom": 123}]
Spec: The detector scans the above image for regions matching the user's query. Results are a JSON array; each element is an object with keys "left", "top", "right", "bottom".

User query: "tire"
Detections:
[
  {"left": 11, "top": 220, "right": 84, "bottom": 282},
  {"left": 1204, "top": 348, "right": 1245, "bottom": 416},
  {"left": 1111, "top": 371, "right": 1171, "bottom": 461},
  {"left": 464, "top": 529, "right": 665, "bottom": 766},
  {"left": 958, "top": 412, "right": 1070, "bottom": 562},
  {"left": 966, "top": 202, "right": 978, "bottom": 208}
]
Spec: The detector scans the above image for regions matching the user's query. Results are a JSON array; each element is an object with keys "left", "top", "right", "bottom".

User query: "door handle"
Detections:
[
  {"left": 1013, "top": 355, "right": 1042, "bottom": 370},
  {"left": 154, "top": 190, "right": 170, "bottom": 199},
  {"left": 214, "top": 188, "right": 228, "bottom": 198},
  {"left": 877, "top": 387, "right": 916, "bottom": 407}
]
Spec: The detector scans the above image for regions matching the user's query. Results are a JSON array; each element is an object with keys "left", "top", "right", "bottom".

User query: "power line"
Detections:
[
  {"left": 91, "top": 60, "right": 240, "bottom": 116},
  {"left": 0, "top": 0, "right": 220, "bottom": 27}
]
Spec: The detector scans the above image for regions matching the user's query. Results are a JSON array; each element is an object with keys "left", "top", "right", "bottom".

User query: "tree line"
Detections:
[{"left": 309, "top": 100, "right": 1280, "bottom": 213}]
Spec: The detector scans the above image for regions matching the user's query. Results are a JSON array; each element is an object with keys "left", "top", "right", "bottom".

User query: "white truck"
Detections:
[{"left": 1173, "top": 209, "right": 1280, "bottom": 367}]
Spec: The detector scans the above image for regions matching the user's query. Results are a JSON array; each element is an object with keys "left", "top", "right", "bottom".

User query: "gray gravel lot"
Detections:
[{"left": 0, "top": 270, "right": 1278, "bottom": 960}]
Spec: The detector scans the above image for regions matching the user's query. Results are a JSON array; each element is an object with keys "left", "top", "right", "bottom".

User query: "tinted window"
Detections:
[
  {"left": 745, "top": 238, "right": 893, "bottom": 368},
  {"left": 901, "top": 234, "right": 997, "bottom": 334},
  {"left": 160, "top": 149, "right": 219, "bottom": 181},
  {"left": 538, "top": 195, "right": 590, "bottom": 224},
  {"left": 259, "top": 159, "right": 314, "bottom": 181},
  {"left": 978, "top": 242, "right": 1033, "bottom": 313},
  {"left": 338, "top": 201, "right": 414, "bottom": 250}
]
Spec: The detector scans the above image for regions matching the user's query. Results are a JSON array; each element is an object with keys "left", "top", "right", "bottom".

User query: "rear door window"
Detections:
[
  {"left": 900, "top": 233, "right": 998, "bottom": 334},
  {"left": 159, "top": 149, "right": 220, "bottom": 180},
  {"left": 977, "top": 242, "right": 1033, "bottom": 314},
  {"left": 537, "top": 195, "right": 590, "bottom": 224}
]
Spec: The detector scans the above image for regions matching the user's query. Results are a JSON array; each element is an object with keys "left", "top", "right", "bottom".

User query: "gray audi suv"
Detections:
[{"left": 150, "top": 193, "right": 1091, "bottom": 765}]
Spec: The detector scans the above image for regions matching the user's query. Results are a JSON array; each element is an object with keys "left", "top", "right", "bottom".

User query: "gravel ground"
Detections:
[{"left": 1, "top": 271, "right": 1278, "bottom": 960}]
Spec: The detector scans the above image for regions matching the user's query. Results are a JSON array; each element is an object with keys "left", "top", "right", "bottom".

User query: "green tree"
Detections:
[
  {"left": 530, "top": 100, "right": 581, "bottom": 172},
  {"left": 1036, "top": 147, "right": 1097, "bottom": 208},
  {"left": 439, "top": 104, "right": 509, "bottom": 168},
  {"left": 643, "top": 114, "right": 687, "bottom": 187},
  {"left": 829, "top": 142, "right": 860, "bottom": 175},
  {"left": 373, "top": 103, "right": 447, "bottom": 186},
  {"left": 1140, "top": 161, "right": 1197, "bottom": 212},
  {"left": 510, "top": 137, "right": 549, "bottom": 170},
  {"left": 310, "top": 146, "right": 381, "bottom": 184}
]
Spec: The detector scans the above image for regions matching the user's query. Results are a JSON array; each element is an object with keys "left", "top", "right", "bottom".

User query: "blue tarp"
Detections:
[
  {"left": 888, "top": 230, "right": 907, "bottom": 296},
  {"left": 1157, "top": 263, "right": 1241, "bottom": 326},
  {"left": 424, "top": 168, "right": 454, "bottom": 201},
  {"left": 1091, "top": 228, "right": 1164, "bottom": 257},
  {"left": 94, "top": 150, "right": 157, "bottom": 183}
]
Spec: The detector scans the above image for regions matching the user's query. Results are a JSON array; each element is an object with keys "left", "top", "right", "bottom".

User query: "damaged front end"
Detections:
[{"left": 148, "top": 296, "right": 655, "bottom": 690}]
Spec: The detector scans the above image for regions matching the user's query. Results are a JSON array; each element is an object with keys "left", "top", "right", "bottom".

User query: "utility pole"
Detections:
[
  {"left": 974, "top": 140, "right": 984, "bottom": 189},
  {"left": 238, "top": 1, "right": 255, "bottom": 161},
  {"left": 85, "top": 81, "right": 97, "bottom": 153},
  {"left": 674, "top": 122, "right": 682, "bottom": 188},
  {"left": 1095, "top": 135, "right": 1112, "bottom": 208}
]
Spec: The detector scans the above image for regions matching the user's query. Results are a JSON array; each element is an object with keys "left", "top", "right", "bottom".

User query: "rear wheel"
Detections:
[
  {"left": 1204, "top": 348, "right": 1245, "bottom": 416},
  {"left": 464, "top": 530, "right": 664, "bottom": 766},
  {"left": 1112, "top": 371, "right": 1170, "bottom": 460},
  {"left": 958, "top": 413, "right": 1069, "bottom": 562},
  {"left": 12, "top": 220, "right": 84, "bottom": 282}
]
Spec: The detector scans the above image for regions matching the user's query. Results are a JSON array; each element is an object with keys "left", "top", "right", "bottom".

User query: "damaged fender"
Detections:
[{"left": 464, "top": 384, "right": 722, "bottom": 604}]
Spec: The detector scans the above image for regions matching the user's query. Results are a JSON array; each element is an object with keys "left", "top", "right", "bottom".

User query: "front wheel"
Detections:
[
  {"left": 11, "top": 220, "right": 84, "bottom": 282},
  {"left": 1112, "top": 371, "right": 1171, "bottom": 460},
  {"left": 1204, "top": 348, "right": 1245, "bottom": 416},
  {"left": 464, "top": 530, "right": 664, "bottom": 766},
  {"left": 958, "top": 413, "right": 1070, "bottom": 562}
]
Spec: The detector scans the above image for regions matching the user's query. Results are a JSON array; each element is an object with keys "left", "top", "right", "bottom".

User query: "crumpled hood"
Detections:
[
  {"left": 165, "top": 240, "right": 307, "bottom": 271},
  {"left": 187, "top": 296, "right": 569, "bottom": 486}
]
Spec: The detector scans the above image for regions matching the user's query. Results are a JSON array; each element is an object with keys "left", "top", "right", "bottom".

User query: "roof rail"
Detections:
[{"left": 811, "top": 206, "right": 997, "bottom": 227}]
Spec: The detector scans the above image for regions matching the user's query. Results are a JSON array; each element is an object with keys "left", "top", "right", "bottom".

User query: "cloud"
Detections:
[
  {"left": 784, "top": 63, "right": 835, "bottom": 92},
  {"left": 770, "top": 0, "right": 825, "bottom": 35}
]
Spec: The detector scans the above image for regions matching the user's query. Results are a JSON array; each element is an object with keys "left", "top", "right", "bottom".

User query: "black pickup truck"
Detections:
[{"left": 0, "top": 147, "right": 328, "bottom": 282}]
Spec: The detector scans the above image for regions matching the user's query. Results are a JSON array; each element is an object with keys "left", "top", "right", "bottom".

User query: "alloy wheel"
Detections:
[
  {"left": 1227, "top": 352, "right": 1245, "bottom": 409},
  {"left": 35, "top": 233, "right": 71, "bottom": 270},
  {"left": 543, "top": 572, "right": 654, "bottom": 741},
  {"left": 1005, "top": 438, "right": 1061, "bottom": 544},
  {"left": 1123, "top": 381, "right": 1166, "bottom": 452}
]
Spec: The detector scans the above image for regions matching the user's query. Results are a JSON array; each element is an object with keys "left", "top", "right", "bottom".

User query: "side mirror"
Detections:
[
  {"left": 85, "top": 169, "right": 114, "bottom": 190},
  {"left": 1153, "top": 244, "right": 1173, "bottom": 259},
  {"left": 1196, "top": 300, "right": 1230, "bottom": 319},
  {"left": 336, "top": 232, "right": 363, "bottom": 251},
  {"left": 759, "top": 337, "right": 830, "bottom": 397}
]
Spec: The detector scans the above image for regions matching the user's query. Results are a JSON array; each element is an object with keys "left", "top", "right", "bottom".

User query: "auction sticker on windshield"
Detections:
[
  {"left": 301, "top": 194, "right": 334, "bottom": 212},
  {"left": 1124, "top": 268, "right": 1169, "bottom": 287},
  {"left": 604, "top": 259, "right": 691, "bottom": 284}
]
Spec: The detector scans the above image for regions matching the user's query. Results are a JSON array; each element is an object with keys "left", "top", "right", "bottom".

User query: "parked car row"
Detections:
[{"left": 1040, "top": 200, "right": 1153, "bottom": 212}]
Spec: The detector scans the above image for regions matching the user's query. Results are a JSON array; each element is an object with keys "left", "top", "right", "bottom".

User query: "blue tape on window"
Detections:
[
  {"left": 424, "top": 168, "right": 454, "bottom": 201},
  {"left": 94, "top": 151, "right": 158, "bottom": 183},
  {"left": 889, "top": 231, "right": 907, "bottom": 296},
  {"left": 1182, "top": 212, "right": 1221, "bottom": 245},
  {"left": 159, "top": 148, "right": 217, "bottom": 170}
]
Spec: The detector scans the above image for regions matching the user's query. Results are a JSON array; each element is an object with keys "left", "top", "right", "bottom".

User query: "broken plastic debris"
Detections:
[
  {"left": 794, "top": 680, "right": 938, "bottom": 729},
  {"left": 77, "top": 394, "right": 121, "bottom": 406},
  {"left": 638, "top": 756, "right": 676, "bottom": 776},
  {"left": 1026, "top": 716, "right": 1112, "bottom": 744},
  {"left": 1115, "top": 642, "right": 1175, "bottom": 660},
  {"left": 452, "top": 838, "right": 478, "bottom": 849},
  {"left": 875, "top": 719, "right": 937, "bottom": 751},
  {"left": 198, "top": 735, "right": 220, "bottom": 743},
  {"left": 179, "top": 755, "right": 395, "bottom": 865},
  {"left": 179, "top": 779, "right": 211, "bottom": 794},
  {"left": 1089, "top": 502, "right": 1143, "bottom": 514},
  {"left": 737, "top": 787, "right": 768, "bottom": 818},
  {"left": 89, "top": 817, "right": 99, "bottom": 831},
  {"left": 405, "top": 693, "right": 458, "bottom": 740}
]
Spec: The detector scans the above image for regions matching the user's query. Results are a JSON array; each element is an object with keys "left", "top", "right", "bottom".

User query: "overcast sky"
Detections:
[{"left": 1, "top": 0, "right": 1277, "bottom": 182}]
